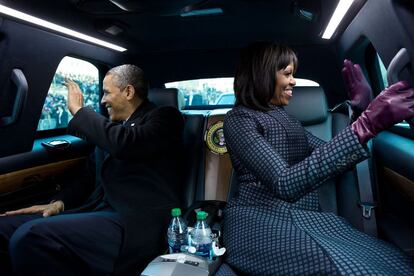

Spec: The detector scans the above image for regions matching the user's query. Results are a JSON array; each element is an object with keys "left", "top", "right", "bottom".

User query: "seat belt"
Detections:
[{"left": 347, "top": 102, "right": 378, "bottom": 237}]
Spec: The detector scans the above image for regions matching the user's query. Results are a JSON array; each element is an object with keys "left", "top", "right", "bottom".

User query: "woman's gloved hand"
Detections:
[
  {"left": 342, "top": 59, "right": 373, "bottom": 112},
  {"left": 351, "top": 81, "right": 414, "bottom": 144}
]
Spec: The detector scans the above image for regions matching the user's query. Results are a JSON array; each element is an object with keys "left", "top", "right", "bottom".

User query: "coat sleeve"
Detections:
[
  {"left": 224, "top": 109, "right": 369, "bottom": 202},
  {"left": 67, "top": 106, "right": 183, "bottom": 159}
]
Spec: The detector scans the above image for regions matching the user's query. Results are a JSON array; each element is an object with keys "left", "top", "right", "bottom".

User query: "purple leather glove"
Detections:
[
  {"left": 342, "top": 59, "right": 373, "bottom": 112},
  {"left": 351, "top": 81, "right": 414, "bottom": 144}
]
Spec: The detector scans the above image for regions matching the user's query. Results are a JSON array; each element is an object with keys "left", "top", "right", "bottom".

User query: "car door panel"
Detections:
[
  {"left": 0, "top": 135, "right": 94, "bottom": 212},
  {"left": 374, "top": 130, "right": 414, "bottom": 256}
]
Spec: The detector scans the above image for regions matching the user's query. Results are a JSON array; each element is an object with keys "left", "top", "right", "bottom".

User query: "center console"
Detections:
[{"left": 140, "top": 253, "right": 221, "bottom": 276}]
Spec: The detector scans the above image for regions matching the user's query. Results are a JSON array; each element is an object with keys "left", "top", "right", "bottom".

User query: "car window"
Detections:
[
  {"left": 37, "top": 56, "right": 100, "bottom": 131},
  {"left": 165, "top": 78, "right": 234, "bottom": 108},
  {"left": 375, "top": 53, "right": 388, "bottom": 91},
  {"left": 165, "top": 77, "right": 319, "bottom": 108},
  {"left": 216, "top": 93, "right": 236, "bottom": 105}
]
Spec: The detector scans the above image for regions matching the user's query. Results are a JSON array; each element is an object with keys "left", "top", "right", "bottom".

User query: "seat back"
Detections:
[
  {"left": 285, "top": 86, "right": 337, "bottom": 213},
  {"left": 148, "top": 88, "right": 180, "bottom": 108},
  {"left": 285, "top": 86, "right": 364, "bottom": 230},
  {"left": 284, "top": 86, "right": 332, "bottom": 140},
  {"left": 148, "top": 88, "right": 206, "bottom": 209},
  {"left": 181, "top": 114, "right": 206, "bottom": 208}
]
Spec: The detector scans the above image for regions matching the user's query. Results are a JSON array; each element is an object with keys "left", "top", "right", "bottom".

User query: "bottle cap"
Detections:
[
  {"left": 196, "top": 211, "right": 207, "bottom": 220},
  {"left": 171, "top": 208, "right": 181, "bottom": 217}
]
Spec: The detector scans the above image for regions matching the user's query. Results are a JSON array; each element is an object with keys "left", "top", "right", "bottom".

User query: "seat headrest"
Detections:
[
  {"left": 284, "top": 86, "right": 328, "bottom": 126},
  {"left": 148, "top": 88, "right": 179, "bottom": 109}
]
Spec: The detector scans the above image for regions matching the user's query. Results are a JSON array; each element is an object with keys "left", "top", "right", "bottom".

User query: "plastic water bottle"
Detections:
[
  {"left": 189, "top": 211, "right": 212, "bottom": 259},
  {"left": 167, "top": 208, "right": 188, "bottom": 254}
]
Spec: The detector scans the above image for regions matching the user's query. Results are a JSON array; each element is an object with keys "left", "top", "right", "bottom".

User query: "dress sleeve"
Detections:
[
  {"left": 224, "top": 109, "right": 369, "bottom": 202},
  {"left": 305, "top": 129, "right": 326, "bottom": 151}
]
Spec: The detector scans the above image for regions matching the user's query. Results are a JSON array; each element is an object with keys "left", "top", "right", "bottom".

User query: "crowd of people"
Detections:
[{"left": 38, "top": 73, "right": 100, "bottom": 130}]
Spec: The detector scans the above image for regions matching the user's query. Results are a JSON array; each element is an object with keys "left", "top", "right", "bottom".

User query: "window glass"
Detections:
[
  {"left": 165, "top": 77, "right": 319, "bottom": 108},
  {"left": 376, "top": 53, "right": 388, "bottom": 90},
  {"left": 37, "top": 57, "right": 100, "bottom": 131}
]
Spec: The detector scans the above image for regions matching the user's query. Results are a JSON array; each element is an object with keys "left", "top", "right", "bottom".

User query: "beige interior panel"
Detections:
[
  {"left": 383, "top": 167, "right": 414, "bottom": 204},
  {"left": 0, "top": 158, "right": 87, "bottom": 194}
]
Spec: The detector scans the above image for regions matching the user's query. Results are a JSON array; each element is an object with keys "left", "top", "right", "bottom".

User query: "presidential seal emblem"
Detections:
[{"left": 205, "top": 121, "right": 227, "bottom": 155}]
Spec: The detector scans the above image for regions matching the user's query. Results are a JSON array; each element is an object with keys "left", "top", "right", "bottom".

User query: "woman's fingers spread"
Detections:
[
  {"left": 354, "top": 64, "right": 363, "bottom": 82},
  {"left": 342, "top": 67, "right": 352, "bottom": 87}
]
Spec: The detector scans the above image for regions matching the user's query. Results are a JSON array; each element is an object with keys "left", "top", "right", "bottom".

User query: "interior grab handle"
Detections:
[
  {"left": 387, "top": 48, "right": 409, "bottom": 85},
  {"left": 0, "top": 69, "right": 28, "bottom": 127},
  {"left": 386, "top": 48, "right": 414, "bottom": 131}
]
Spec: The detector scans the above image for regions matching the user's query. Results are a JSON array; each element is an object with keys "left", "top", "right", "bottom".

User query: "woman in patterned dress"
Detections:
[{"left": 221, "top": 41, "right": 414, "bottom": 275}]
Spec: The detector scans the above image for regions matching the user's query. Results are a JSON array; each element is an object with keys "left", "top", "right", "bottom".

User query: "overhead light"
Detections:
[
  {"left": 0, "top": 4, "right": 127, "bottom": 52},
  {"left": 291, "top": 0, "right": 321, "bottom": 22},
  {"left": 180, "top": 8, "right": 223, "bottom": 18},
  {"left": 299, "top": 10, "right": 316, "bottom": 21},
  {"left": 104, "top": 25, "right": 124, "bottom": 36},
  {"left": 95, "top": 19, "right": 128, "bottom": 37},
  {"left": 322, "top": 0, "right": 355, "bottom": 39}
]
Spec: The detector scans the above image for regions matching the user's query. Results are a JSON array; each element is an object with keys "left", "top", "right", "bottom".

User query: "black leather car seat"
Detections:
[{"left": 149, "top": 88, "right": 206, "bottom": 209}]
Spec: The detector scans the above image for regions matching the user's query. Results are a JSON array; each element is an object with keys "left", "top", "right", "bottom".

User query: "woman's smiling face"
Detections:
[{"left": 271, "top": 63, "right": 296, "bottom": 106}]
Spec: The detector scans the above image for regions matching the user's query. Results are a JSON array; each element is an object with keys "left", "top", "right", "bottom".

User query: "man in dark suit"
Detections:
[{"left": 0, "top": 65, "right": 184, "bottom": 275}]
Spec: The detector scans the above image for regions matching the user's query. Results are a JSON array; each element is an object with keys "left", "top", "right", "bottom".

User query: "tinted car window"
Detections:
[
  {"left": 166, "top": 78, "right": 319, "bottom": 108},
  {"left": 37, "top": 56, "right": 100, "bottom": 131}
]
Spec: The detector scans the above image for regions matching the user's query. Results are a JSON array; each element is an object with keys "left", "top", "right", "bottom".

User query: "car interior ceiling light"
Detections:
[
  {"left": 322, "top": 0, "right": 355, "bottom": 40},
  {"left": 0, "top": 4, "right": 127, "bottom": 52}
]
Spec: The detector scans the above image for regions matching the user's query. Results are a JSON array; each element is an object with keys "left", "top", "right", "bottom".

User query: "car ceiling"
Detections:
[{"left": 2, "top": 0, "right": 340, "bottom": 55}]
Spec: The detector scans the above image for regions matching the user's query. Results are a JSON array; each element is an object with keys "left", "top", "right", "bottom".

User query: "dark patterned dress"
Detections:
[{"left": 220, "top": 105, "right": 414, "bottom": 275}]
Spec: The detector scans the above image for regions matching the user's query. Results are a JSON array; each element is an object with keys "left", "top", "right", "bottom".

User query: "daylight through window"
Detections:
[
  {"left": 165, "top": 77, "right": 319, "bottom": 108},
  {"left": 37, "top": 56, "right": 100, "bottom": 131}
]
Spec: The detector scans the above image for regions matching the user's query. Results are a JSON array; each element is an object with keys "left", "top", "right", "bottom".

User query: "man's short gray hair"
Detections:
[{"left": 107, "top": 64, "right": 148, "bottom": 100}]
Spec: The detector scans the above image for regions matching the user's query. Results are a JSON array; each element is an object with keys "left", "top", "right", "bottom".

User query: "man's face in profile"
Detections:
[{"left": 101, "top": 74, "right": 129, "bottom": 121}]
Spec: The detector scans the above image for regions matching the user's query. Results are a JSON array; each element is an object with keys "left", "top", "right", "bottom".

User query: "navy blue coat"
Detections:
[
  {"left": 68, "top": 100, "right": 184, "bottom": 275},
  {"left": 222, "top": 105, "right": 414, "bottom": 275}
]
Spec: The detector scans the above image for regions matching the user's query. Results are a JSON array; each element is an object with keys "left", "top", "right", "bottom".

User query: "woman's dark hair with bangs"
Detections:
[{"left": 234, "top": 42, "right": 298, "bottom": 110}]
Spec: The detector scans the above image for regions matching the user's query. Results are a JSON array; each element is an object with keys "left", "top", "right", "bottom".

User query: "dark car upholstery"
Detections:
[{"left": 149, "top": 88, "right": 206, "bottom": 209}]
